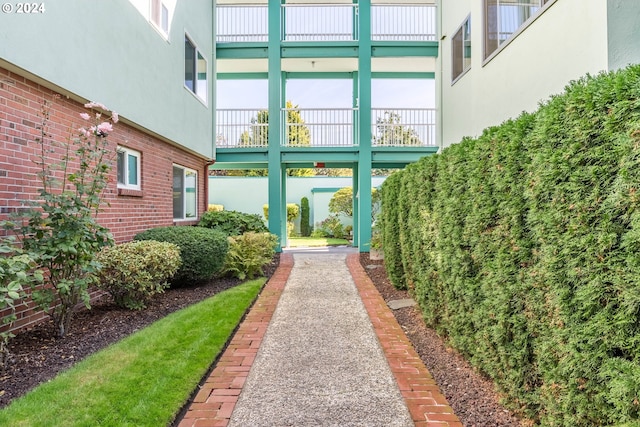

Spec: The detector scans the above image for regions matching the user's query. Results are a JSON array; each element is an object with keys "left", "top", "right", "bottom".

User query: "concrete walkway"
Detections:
[{"left": 178, "top": 251, "right": 462, "bottom": 427}]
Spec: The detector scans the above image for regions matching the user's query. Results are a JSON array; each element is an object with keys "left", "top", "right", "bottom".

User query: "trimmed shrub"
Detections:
[
  {"left": 262, "top": 204, "right": 300, "bottom": 222},
  {"left": 300, "top": 197, "right": 311, "bottom": 237},
  {"left": 380, "top": 65, "right": 640, "bottom": 426},
  {"left": 96, "top": 241, "right": 181, "bottom": 310},
  {"left": 134, "top": 226, "right": 228, "bottom": 285},
  {"left": 207, "top": 204, "right": 224, "bottom": 212},
  {"left": 312, "top": 215, "right": 345, "bottom": 238},
  {"left": 198, "top": 210, "right": 267, "bottom": 236},
  {"left": 222, "top": 232, "right": 278, "bottom": 280}
]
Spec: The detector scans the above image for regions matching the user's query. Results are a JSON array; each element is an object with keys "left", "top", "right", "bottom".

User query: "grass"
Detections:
[
  {"left": 287, "top": 236, "right": 350, "bottom": 247},
  {"left": 0, "top": 278, "right": 265, "bottom": 427}
]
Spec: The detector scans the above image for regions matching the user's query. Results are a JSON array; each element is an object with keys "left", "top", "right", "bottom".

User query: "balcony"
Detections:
[
  {"left": 216, "top": 107, "right": 436, "bottom": 148},
  {"left": 216, "top": 4, "right": 436, "bottom": 43}
]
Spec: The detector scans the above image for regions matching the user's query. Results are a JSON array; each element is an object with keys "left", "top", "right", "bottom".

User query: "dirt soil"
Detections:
[{"left": 1, "top": 252, "right": 523, "bottom": 427}]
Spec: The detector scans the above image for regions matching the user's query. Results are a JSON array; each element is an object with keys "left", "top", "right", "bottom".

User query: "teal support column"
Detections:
[
  {"left": 352, "top": 163, "right": 359, "bottom": 247},
  {"left": 357, "top": 0, "right": 372, "bottom": 252},
  {"left": 267, "top": 0, "right": 283, "bottom": 251},
  {"left": 280, "top": 166, "right": 288, "bottom": 248}
]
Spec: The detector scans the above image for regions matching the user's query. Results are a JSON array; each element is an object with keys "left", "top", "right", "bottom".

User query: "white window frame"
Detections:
[
  {"left": 117, "top": 147, "right": 141, "bottom": 191},
  {"left": 452, "top": 15, "right": 471, "bottom": 84},
  {"left": 483, "top": 0, "right": 556, "bottom": 64},
  {"left": 150, "top": 0, "right": 169, "bottom": 37},
  {"left": 173, "top": 165, "right": 198, "bottom": 221},
  {"left": 184, "top": 34, "right": 208, "bottom": 105}
]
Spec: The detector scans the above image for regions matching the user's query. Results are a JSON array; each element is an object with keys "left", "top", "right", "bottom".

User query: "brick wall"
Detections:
[{"left": 0, "top": 66, "right": 210, "bottom": 332}]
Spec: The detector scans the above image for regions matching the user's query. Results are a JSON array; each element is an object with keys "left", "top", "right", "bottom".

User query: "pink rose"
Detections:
[
  {"left": 97, "top": 122, "right": 113, "bottom": 135},
  {"left": 84, "top": 101, "right": 108, "bottom": 111},
  {"left": 111, "top": 111, "right": 119, "bottom": 123},
  {"left": 79, "top": 113, "right": 90, "bottom": 120}
]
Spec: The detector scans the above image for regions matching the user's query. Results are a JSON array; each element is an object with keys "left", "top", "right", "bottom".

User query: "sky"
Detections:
[{"left": 216, "top": 79, "right": 436, "bottom": 109}]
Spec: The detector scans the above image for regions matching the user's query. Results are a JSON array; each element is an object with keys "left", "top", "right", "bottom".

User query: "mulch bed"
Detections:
[
  {"left": 1, "top": 251, "right": 523, "bottom": 427},
  {"left": 360, "top": 252, "right": 523, "bottom": 427}
]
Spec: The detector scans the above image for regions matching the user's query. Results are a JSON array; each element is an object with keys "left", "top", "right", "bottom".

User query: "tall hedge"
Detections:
[
  {"left": 300, "top": 197, "right": 311, "bottom": 237},
  {"left": 381, "top": 65, "right": 640, "bottom": 426}
]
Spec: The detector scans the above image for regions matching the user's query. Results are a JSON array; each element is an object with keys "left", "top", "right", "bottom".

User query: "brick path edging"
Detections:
[
  {"left": 177, "top": 253, "right": 294, "bottom": 427},
  {"left": 346, "top": 254, "right": 463, "bottom": 427}
]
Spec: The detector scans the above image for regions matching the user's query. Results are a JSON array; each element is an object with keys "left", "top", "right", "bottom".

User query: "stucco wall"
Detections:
[
  {"left": 437, "top": 0, "right": 609, "bottom": 147},
  {"left": 208, "top": 176, "right": 387, "bottom": 232},
  {"left": 0, "top": 0, "right": 214, "bottom": 158}
]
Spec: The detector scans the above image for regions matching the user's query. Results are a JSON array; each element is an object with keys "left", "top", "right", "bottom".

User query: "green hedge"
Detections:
[
  {"left": 198, "top": 210, "right": 267, "bottom": 236},
  {"left": 134, "top": 226, "right": 228, "bottom": 285},
  {"left": 381, "top": 65, "right": 640, "bottom": 426}
]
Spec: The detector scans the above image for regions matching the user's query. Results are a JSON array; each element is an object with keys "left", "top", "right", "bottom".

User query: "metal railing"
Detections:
[
  {"left": 283, "top": 108, "right": 358, "bottom": 147},
  {"left": 216, "top": 108, "right": 269, "bottom": 148},
  {"left": 216, "top": 4, "right": 437, "bottom": 43},
  {"left": 371, "top": 108, "right": 436, "bottom": 147},
  {"left": 371, "top": 5, "right": 437, "bottom": 41},
  {"left": 282, "top": 4, "right": 358, "bottom": 42},
  {"left": 216, "top": 5, "right": 268, "bottom": 43}
]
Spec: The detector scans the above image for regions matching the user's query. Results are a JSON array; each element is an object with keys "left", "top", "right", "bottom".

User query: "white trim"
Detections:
[
  {"left": 117, "top": 146, "right": 141, "bottom": 191},
  {"left": 173, "top": 164, "right": 198, "bottom": 221},
  {"left": 482, "top": 0, "right": 557, "bottom": 66},
  {"left": 451, "top": 14, "right": 471, "bottom": 85},
  {"left": 184, "top": 32, "right": 209, "bottom": 106}
]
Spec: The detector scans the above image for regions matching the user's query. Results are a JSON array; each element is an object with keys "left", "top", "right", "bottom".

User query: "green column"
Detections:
[
  {"left": 357, "top": 0, "right": 372, "bottom": 252},
  {"left": 267, "top": 0, "right": 283, "bottom": 251},
  {"left": 352, "top": 163, "right": 359, "bottom": 246}
]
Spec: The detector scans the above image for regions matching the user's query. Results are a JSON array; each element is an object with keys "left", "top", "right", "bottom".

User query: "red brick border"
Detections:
[
  {"left": 346, "top": 254, "right": 463, "bottom": 427},
  {"left": 177, "top": 254, "right": 294, "bottom": 427}
]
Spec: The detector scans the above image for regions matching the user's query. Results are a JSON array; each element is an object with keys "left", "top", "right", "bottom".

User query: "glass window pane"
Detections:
[
  {"left": 117, "top": 151, "right": 125, "bottom": 185},
  {"left": 463, "top": 19, "right": 471, "bottom": 70},
  {"left": 185, "top": 38, "right": 195, "bottom": 92},
  {"left": 173, "top": 166, "right": 184, "bottom": 219},
  {"left": 161, "top": 5, "right": 169, "bottom": 33},
  {"left": 197, "top": 52, "right": 207, "bottom": 101},
  {"left": 185, "top": 170, "right": 197, "bottom": 218},
  {"left": 128, "top": 154, "right": 138, "bottom": 186}
]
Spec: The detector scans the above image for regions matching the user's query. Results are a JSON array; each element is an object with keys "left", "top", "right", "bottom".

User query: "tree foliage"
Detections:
[
  {"left": 328, "top": 186, "right": 381, "bottom": 221},
  {"left": 374, "top": 111, "right": 422, "bottom": 146}
]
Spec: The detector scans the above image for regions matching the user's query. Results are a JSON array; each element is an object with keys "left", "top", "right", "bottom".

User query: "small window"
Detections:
[
  {"left": 452, "top": 16, "right": 471, "bottom": 83},
  {"left": 117, "top": 147, "right": 141, "bottom": 190},
  {"left": 173, "top": 165, "right": 198, "bottom": 220},
  {"left": 151, "top": 0, "right": 169, "bottom": 35},
  {"left": 184, "top": 35, "right": 208, "bottom": 104},
  {"left": 483, "top": 0, "right": 551, "bottom": 60}
]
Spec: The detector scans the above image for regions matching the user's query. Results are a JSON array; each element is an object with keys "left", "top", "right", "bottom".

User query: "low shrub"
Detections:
[
  {"left": 207, "top": 204, "right": 224, "bottom": 212},
  {"left": 96, "top": 241, "right": 181, "bottom": 310},
  {"left": 222, "top": 232, "right": 278, "bottom": 280},
  {"left": 312, "top": 215, "right": 345, "bottom": 238},
  {"left": 198, "top": 210, "right": 267, "bottom": 236},
  {"left": 134, "top": 226, "right": 228, "bottom": 285}
]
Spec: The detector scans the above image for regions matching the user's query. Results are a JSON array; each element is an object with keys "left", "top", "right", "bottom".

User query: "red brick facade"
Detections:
[{"left": 0, "top": 66, "right": 211, "bottom": 332}]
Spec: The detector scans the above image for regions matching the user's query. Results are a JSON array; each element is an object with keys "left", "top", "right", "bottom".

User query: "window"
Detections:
[
  {"left": 452, "top": 16, "right": 471, "bottom": 83},
  {"left": 117, "top": 147, "right": 141, "bottom": 190},
  {"left": 173, "top": 165, "right": 197, "bottom": 220},
  {"left": 483, "top": 0, "right": 551, "bottom": 60},
  {"left": 151, "top": 0, "right": 169, "bottom": 35},
  {"left": 184, "top": 35, "right": 208, "bottom": 103}
]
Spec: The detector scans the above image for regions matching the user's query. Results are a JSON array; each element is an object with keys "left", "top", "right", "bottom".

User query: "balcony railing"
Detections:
[
  {"left": 216, "top": 108, "right": 436, "bottom": 148},
  {"left": 216, "top": 4, "right": 436, "bottom": 43},
  {"left": 371, "top": 108, "right": 436, "bottom": 147},
  {"left": 216, "top": 108, "right": 269, "bottom": 148},
  {"left": 283, "top": 108, "right": 357, "bottom": 147}
]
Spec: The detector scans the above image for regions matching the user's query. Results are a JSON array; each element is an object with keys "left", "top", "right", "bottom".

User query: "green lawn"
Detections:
[
  {"left": 0, "top": 279, "right": 265, "bottom": 427},
  {"left": 287, "top": 236, "right": 350, "bottom": 247}
]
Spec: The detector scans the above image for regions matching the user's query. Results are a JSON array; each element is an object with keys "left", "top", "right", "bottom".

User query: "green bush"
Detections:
[
  {"left": 262, "top": 203, "right": 300, "bottom": 222},
  {"left": 134, "top": 226, "right": 228, "bottom": 285},
  {"left": 300, "top": 197, "right": 311, "bottom": 237},
  {"left": 312, "top": 215, "right": 345, "bottom": 238},
  {"left": 96, "top": 241, "right": 181, "bottom": 310},
  {"left": 222, "top": 232, "right": 278, "bottom": 280},
  {"left": 198, "top": 210, "right": 267, "bottom": 236},
  {"left": 381, "top": 65, "right": 640, "bottom": 426}
]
